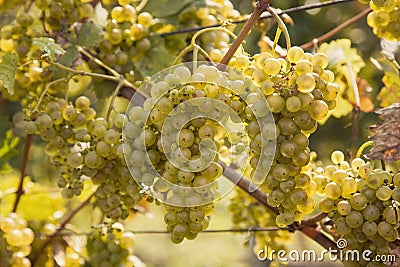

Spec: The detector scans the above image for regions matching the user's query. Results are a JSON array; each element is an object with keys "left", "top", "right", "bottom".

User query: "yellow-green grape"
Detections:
[
  {"left": 324, "top": 182, "right": 342, "bottom": 199},
  {"left": 0, "top": 214, "right": 34, "bottom": 266}
]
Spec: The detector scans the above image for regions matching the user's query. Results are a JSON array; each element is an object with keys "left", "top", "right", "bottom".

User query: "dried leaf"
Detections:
[
  {"left": 342, "top": 77, "right": 374, "bottom": 112},
  {"left": 366, "top": 103, "right": 400, "bottom": 163}
]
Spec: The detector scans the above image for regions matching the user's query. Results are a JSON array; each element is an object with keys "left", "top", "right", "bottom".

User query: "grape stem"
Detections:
[
  {"left": 300, "top": 7, "right": 371, "bottom": 50},
  {"left": 29, "top": 78, "right": 66, "bottom": 117},
  {"left": 173, "top": 27, "right": 236, "bottom": 65},
  {"left": 345, "top": 61, "right": 361, "bottom": 160},
  {"left": 12, "top": 134, "right": 34, "bottom": 213},
  {"left": 47, "top": 60, "right": 149, "bottom": 99},
  {"left": 31, "top": 191, "right": 95, "bottom": 265},
  {"left": 136, "top": 0, "right": 149, "bottom": 12},
  {"left": 356, "top": 141, "right": 374, "bottom": 158},
  {"left": 268, "top": 6, "right": 291, "bottom": 52},
  {"left": 219, "top": 0, "right": 272, "bottom": 68},
  {"left": 35, "top": 227, "right": 290, "bottom": 236},
  {"left": 106, "top": 80, "right": 124, "bottom": 120}
]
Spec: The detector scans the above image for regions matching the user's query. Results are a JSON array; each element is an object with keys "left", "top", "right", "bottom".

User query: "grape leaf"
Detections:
[
  {"left": 342, "top": 77, "right": 374, "bottom": 113},
  {"left": 319, "top": 39, "right": 365, "bottom": 75},
  {"left": 51, "top": 46, "right": 80, "bottom": 79},
  {"left": 0, "top": 130, "right": 20, "bottom": 170},
  {"left": 91, "top": 79, "right": 116, "bottom": 99},
  {"left": 317, "top": 39, "right": 367, "bottom": 121},
  {"left": 0, "top": 53, "right": 18, "bottom": 95},
  {"left": 367, "top": 103, "right": 400, "bottom": 163},
  {"left": 76, "top": 22, "right": 103, "bottom": 48},
  {"left": 142, "top": 0, "right": 204, "bottom": 18},
  {"left": 32, "top": 37, "right": 66, "bottom": 61}
]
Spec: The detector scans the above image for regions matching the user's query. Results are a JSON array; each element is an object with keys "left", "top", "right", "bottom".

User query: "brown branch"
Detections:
[
  {"left": 12, "top": 134, "right": 34, "bottom": 212},
  {"left": 219, "top": 161, "right": 337, "bottom": 250},
  {"left": 301, "top": 212, "right": 328, "bottom": 226},
  {"left": 219, "top": 161, "right": 279, "bottom": 215},
  {"left": 31, "top": 192, "right": 95, "bottom": 265},
  {"left": 219, "top": 0, "right": 272, "bottom": 67},
  {"left": 300, "top": 7, "right": 371, "bottom": 50}
]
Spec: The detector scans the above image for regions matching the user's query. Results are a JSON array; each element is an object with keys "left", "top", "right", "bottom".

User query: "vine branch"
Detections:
[
  {"left": 12, "top": 134, "right": 34, "bottom": 212},
  {"left": 219, "top": 0, "right": 272, "bottom": 67},
  {"left": 219, "top": 161, "right": 337, "bottom": 250},
  {"left": 160, "top": 0, "right": 357, "bottom": 37},
  {"left": 35, "top": 227, "right": 290, "bottom": 236},
  {"left": 31, "top": 192, "right": 95, "bottom": 265},
  {"left": 301, "top": 7, "right": 371, "bottom": 50}
]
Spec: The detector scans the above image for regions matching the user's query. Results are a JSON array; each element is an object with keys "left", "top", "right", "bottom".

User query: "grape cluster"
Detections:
[
  {"left": 0, "top": 213, "right": 35, "bottom": 267},
  {"left": 179, "top": 0, "right": 241, "bottom": 61},
  {"left": 318, "top": 151, "right": 399, "bottom": 267},
  {"left": 97, "top": 2, "right": 153, "bottom": 75},
  {"left": 124, "top": 63, "right": 275, "bottom": 242},
  {"left": 366, "top": 0, "right": 400, "bottom": 41},
  {"left": 35, "top": 0, "right": 94, "bottom": 31},
  {"left": 24, "top": 96, "right": 143, "bottom": 220},
  {"left": 164, "top": 204, "right": 213, "bottom": 244},
  {"left": 85, "top": 223, "right": 143, "bottom": 267},
  {"left": 232, "top": 46, "right": 339, "bottom": 226}
]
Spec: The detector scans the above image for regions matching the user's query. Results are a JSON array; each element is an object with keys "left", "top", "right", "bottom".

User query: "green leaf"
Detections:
[
  {"left": 91, "top": 79, "right": 117, "bottom": 99},
  {"left": 133, "top": 35, "right": 176, "bottom": 78},
  {"left": 51, "top": 46, "right": 79, "bottom": 79},
  {"left": 143, "top": 0, "right": 205, "bottom": 24},
  {"left": 0, "top": 130, "right": 20, "bottom": 171},
  {"left": 0, "top": 53, "right": 18, "bottom": 95},
  {"left": 76, "top": 22, "right": 103, "bottom": 48},
  {"left": 32, "top": 37, "right": 66, "bottom": 61}
]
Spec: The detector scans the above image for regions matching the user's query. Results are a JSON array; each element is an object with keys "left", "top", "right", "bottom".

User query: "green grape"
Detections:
[
  {"left": 366, "top": 172, "right": 384, "bottom": 189},
  {"left": 392, "top": 187, "right": 400, "bottom": 202},
  {"left": 346, "top": 211, "right": 364, "bottom": 228},
  {"left": 337, "top": 200, "right": 352, "bottom": 215},
  {"left": 319, "top": 198, "right": 336, "bottom": 212},
  {"left": 275, "top": 212, "right": 295, "bottom": 227},
  {"left": 335, "top": 217, "right": 352, "bottom": 235},
  {"left": 331, "top": 150, "right": 345, "bottom": 164},
  {"left": 376, "top": 186, "right": 392, "bottom": 201},
  {"left": 296, "top": 73, "right": 315, "bottom": 93},
  {"left": 285, "top": 96, "right": 301, "bottom": 112},
  {"left": 349, "top": 193, "right": 368, "bottom": 210},
  {"left": 263, "top": 58, "right": 281, "bottom": 76},
  {"left": 342, "top": 177, "right": 357, "bottom": 195},
  {"left": 324, "top": 182, "right": 342, "bottom": 200},
  {"left": 287, "top": 46, "right": 304, "bottom": 63},
  {"left": 362, "top": 221, "right": 378, "bottom": 236}
]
